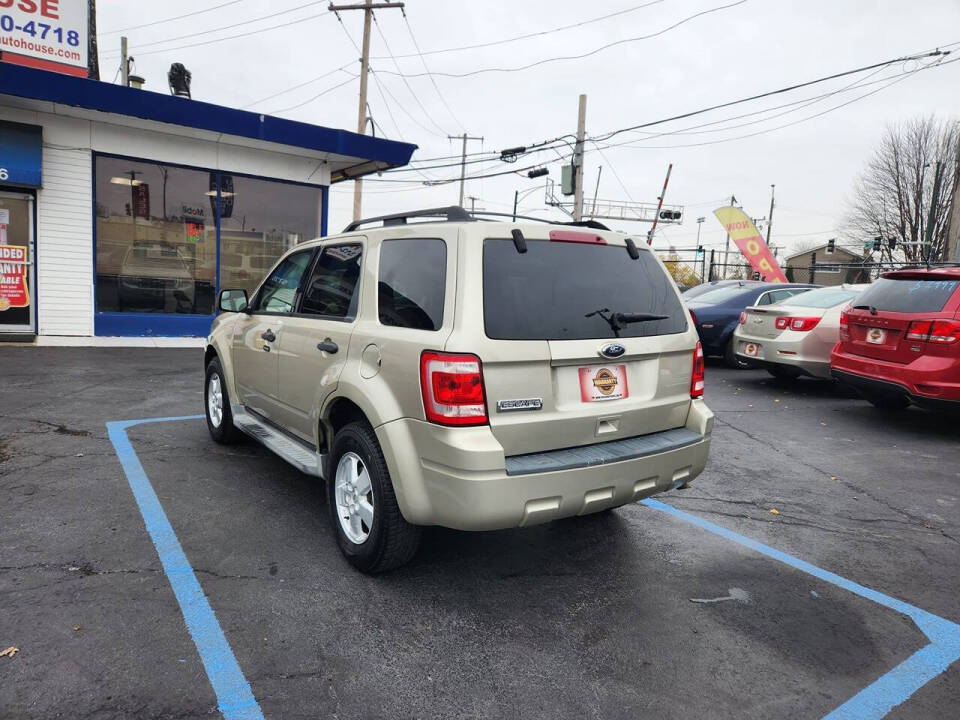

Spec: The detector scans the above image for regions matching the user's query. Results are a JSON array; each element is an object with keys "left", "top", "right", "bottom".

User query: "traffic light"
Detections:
[
  {"left": 526, "top": 167, "right": 549, "bottom": 179},
  {"left": 696, "top": 245, "right": 704, "bottom": 258},
  {"left": 874, "top": 236, "right": 882, "bottom": 251},
  {"left": 659, "top": 210, "right": 682, "bottom": 221},
  {"left": 826, "top": 238, "right": 836, "bottom": 253},
  {"left": 889, "top": 236, "right": 897, "bottom": 251}
]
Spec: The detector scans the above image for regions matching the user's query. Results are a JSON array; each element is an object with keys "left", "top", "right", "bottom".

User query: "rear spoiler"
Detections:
[{"left": 744, "top": 305, "right": 791, "bottom": 315}]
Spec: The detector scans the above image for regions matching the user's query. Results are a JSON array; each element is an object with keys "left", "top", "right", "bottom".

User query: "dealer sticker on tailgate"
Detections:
[{"left": 579, "top": 365, "right": 629, "bottom": 402}]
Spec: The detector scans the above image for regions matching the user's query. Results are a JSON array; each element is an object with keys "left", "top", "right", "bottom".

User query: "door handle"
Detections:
[
  {"left": 316, "top": 340, "right": 339, "bottom": 354},
  {"left": 261, "top": 329, "right": 276, "bottom": 342}
]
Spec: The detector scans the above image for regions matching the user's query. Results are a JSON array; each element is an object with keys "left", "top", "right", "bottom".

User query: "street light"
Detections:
[{"left": 513, "top": 184, "right": 546, "bottom": 221}]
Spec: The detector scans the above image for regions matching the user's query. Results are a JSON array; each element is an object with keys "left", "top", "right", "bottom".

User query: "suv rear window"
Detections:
[
  {"left": 852, "top": 277, "right": 960, "bottom": 313},
  {"left": 483, "top": 239, "right": 687, "bottom": 340}
]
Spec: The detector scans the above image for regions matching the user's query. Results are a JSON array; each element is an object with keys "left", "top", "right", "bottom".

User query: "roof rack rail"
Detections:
[
  {"left": 343, "top": 206, "right": 474, "bottom": 232},
  {"left": 466, "top": 210, "right": 612, "bottom": 231}
]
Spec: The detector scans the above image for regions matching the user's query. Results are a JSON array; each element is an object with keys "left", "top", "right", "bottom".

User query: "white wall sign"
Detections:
[{"left": 0, "top": 0, "right": 89, "bottom": 77}]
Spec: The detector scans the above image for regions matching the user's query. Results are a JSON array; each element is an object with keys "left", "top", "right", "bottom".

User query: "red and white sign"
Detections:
[
  {"left": 0, "top": 244, "right": 29, "bottom": 310},
  {"left": 579, "top": 365, "right": 629, "bottom": 402},
  {"left": 0, "top": 0, "right": 89, "bottom": 77}
]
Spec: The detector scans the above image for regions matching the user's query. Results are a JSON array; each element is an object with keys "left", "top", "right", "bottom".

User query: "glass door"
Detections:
[{"left": 0, "top": 192, "right": 35, "bottom": 336}]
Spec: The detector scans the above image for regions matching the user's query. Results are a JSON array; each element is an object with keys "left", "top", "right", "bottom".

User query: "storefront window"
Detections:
[
  {"left": 218, "top": 175, "right": 322, "bottom": 295},
  {"left": 95, "top": 157, "right": 216, "bottom": 314},
  {"left": 94, "top": 157, "right": 323, "bottom": 317}
]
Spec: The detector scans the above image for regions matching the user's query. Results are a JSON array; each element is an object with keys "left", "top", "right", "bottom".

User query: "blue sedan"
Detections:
[{"left": 686, "top": 281, "right": 819, "bottom": 367}]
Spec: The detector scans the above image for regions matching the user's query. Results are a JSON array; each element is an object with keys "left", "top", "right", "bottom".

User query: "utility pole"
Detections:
[
  {"left": 329, "top": 1, "right": 405, "bottom": 222},
  {"left": 722, "top": 194, "right": 736, "bottom": 278},
  {"left": 589, "top": 166, "right": 602, "bottom": 219},
  {"left": 924, "top": 160, "right": 944, "bottom": 263},
  {"left": 573, "top": 94, "right": 587, "bottom": 221},
  {"left": 447, "top": 133, "right": 483, "bottom": 207},
  {"left": 466, "top": 195, "right": 481, "bottom": 214},
  {"left": 646, "top": 163, "right": 674, "bottom": 245},
  {"left": 944, "top": 134, "right": 960, "bottom": 262},
  {"left": 88, "top": 0, "right": 100, "bottom": 80},
  {"left": 766, "top": 184, "right": 776, "bottom": 246},
  {"left": 120, "top": 36, "right": 129, "bottom": 87}
]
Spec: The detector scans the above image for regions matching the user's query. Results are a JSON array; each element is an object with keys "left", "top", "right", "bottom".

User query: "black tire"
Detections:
[
  {"left": 724, "top": 337, "right": 750, "bottom": 369},
  {"left": 205, "top": 357, "right": 243, "bottom": 444},
  {"left": 328, "top": 422, "right": 421, "bottom": 574},
  {"left": 767, "top": 365, "right": 802, "bottom": 380},
  {"left": 864, "top": 393, "right": 910, "bottom": 411}
]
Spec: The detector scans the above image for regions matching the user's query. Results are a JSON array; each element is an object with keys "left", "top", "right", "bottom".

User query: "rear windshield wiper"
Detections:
[
  {"left": 586, "top": 308, "right": 669, "bottom": 336},
  {"left": 851, "top": 304, "right": 878, "bottom": 315}
]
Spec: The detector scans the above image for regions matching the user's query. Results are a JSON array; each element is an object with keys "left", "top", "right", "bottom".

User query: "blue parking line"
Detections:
[
  {"left": 642, "top": 498, "right": 960, "bottom": 719},
  {"left": 107, "top": 416, "right": 264, "bottom": 720}
]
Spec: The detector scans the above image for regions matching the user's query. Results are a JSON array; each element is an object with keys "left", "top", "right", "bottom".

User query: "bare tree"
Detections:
[{"left": 844, "top": 116, "right": 959, "bottom": 262}]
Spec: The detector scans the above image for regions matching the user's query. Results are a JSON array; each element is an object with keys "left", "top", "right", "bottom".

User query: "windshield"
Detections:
[
  {"left": 778, "top": 287, "right": 860, "bottom": 309},
  {"left": 483, "top": 239, "right": 687, "bottom": 340},
  {"left": 852, "top": 277, "right": 960, "bottom": 313}
]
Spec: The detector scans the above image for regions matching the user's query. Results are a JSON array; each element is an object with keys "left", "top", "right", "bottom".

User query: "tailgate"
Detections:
[
  {"left": 482, "top": 335, "right": 692, "bottom": 457},
  {"left": 845, "top": 312, "right": 916, "bottom": 363}
]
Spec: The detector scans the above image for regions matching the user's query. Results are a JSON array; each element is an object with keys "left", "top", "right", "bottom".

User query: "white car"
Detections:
[{"left": 734, "top": 284, "right": 870, "bottom": 379}]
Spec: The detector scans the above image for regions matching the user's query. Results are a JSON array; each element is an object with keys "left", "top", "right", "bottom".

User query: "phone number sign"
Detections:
[{"left": 0, "top": 0, "right": 88, "bottom": 77}]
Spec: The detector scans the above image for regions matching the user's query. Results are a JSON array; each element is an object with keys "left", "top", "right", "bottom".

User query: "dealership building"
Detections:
[{"left": 0, "top": 63, "right": 415, "bottom": 343}]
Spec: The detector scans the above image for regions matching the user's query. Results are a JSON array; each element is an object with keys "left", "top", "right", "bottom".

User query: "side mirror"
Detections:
[{"left": 218, "top": 288, "right": 248, "bottom": 313}]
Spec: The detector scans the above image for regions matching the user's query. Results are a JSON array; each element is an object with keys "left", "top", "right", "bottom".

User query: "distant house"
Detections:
[{"left": 783, "top": 243, "right": 865, "bottom": 286}]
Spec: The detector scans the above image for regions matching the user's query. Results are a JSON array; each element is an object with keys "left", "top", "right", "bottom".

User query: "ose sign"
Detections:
[{"left": 0, "top": 0, "right": 88, "bottom": 77}]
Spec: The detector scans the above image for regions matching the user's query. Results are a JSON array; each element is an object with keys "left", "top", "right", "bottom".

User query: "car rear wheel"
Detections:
[
  {"left": 864, "top": 393, "right": 910, "bottom": 411},
  {"left": 327, "top": 421, "right": 421, "bottom": 574},
  {"left": 205, "top": 357, "right": 242, "bottom": 444},
  {"left": 724, "top": 337, "right": 750, "bottom": 369}
]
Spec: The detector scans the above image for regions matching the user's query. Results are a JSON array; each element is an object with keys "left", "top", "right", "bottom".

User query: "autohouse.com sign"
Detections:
[{"left": 0, "top": 0, "right": 88, "bottom": 77}]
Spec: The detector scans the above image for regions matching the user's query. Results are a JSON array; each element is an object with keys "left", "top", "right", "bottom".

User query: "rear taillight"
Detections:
[
  {"left": 420, "top": 351, "right": 489, "bottom": 426},
  {"left": 906, "top": 319, "right": 960, "bottom": 344},
  {"left": 839, "top": 311, "right": 850, "bottom": 340},
  {"left": 691, "top": 342, "right": 705, "bottom": 399},
  {"left": 775, "top": 316, "right": 821, "bottom": 331},
  {"left": 689, "top": 309, "right": 697, "bottom": 327},
  {"left": 739, "top": 311, "right": 747, "bottom": 325}
]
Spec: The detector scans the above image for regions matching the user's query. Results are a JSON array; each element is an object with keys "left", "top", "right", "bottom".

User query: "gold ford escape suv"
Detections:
[{"left": 204, "top": 207, "right": 713, "bottom": 573}]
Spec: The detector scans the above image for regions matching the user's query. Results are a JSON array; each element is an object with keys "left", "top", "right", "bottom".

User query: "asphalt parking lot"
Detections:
[{"left": 1, "top": 348, "right": 959, "bottom": 719}]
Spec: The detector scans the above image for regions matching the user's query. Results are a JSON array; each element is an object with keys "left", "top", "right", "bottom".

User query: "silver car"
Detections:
[{"left": 733, "top": 284, "right": 870, "bottom": 379}]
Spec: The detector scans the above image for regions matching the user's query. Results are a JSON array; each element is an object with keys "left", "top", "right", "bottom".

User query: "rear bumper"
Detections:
[
  {"left": 830, "top": 347, "right": 960, "bottom": 407},
  {"left": 831, "top": 369, "right": 960, "bottom": 411},
  {"left": 733, "top": 332, "right": 831, "bottom": 379},
  {"left": 377, "top": 400, "right": 713, "bottom": 531}
]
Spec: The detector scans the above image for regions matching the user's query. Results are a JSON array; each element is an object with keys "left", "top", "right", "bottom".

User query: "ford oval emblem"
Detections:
[{"left": 600, "top": 343, "right": 626, "bottom": 358}]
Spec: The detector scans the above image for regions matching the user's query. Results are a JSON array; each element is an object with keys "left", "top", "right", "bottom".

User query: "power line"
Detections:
[
  {"left": 372, "top": 0, "right": 747, "bottom": 78},
  {"left": 401, "top": 12, "right": 465, "bottom": 132},
  {"left": 102, "top": 9, "right": 332, "bottom": 59},
  {"left": 100, "top": 0, "right": 251, "bottom": 36},
  {"left": 371, "top": 13, "right": 449, "bottom": 137},
  {"left": 242, "top": 63, "right": 353, "bottom": 109},
  {"left": 266, "top": 73, "right": 359, "bottom": 115},
  {"left": 590, "top": 48, "right": 952, "bottom": 144},
  {"left": 370, "top": 0, "right": 668, "bottom": 60},
  {"left": 102, "top": 1, "right": 325, "bottom": 54}
]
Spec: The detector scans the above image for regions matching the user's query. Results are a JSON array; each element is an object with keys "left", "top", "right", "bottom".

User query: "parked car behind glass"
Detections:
[
  {"left": 734, "top": 284, "right": 869, "bottom": 379},
  {"left": 831, "top": 268, "right": 960, "bottom": 411},
  {"left": 686, "top": 281, "right": 819, "bottom": 367}
]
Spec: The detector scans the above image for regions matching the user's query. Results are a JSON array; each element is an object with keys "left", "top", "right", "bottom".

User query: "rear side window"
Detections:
[
  {"left": 378, "top": 239, "right": 447, "bottom": 331},
  {"left": 483, "top": 239, "right": 687, "bottom": 340},
  {"left": 299, "top": 244, "right": 363, "bottom": 320},
  {"left": 853, "top": 277, "right": 960, "bottom": 313}
]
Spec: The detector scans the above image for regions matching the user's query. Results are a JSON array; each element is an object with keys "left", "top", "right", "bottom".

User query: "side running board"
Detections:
[{"left": 231, "top": 406, "right": 326, "bottom": 478}]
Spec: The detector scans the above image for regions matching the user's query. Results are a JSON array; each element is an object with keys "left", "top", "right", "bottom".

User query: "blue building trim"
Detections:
[
  {"left": 95, "top": 312, "right": 215, "bottom": 338},
  {"left": 320, "top": 185, "right": 329, "bottom": 237},
  {"left": 0, "top": 64, "right": 417, "bottom": 168},
  {"left": 0, "top": 120, "right": 42, "bottom": 187}
]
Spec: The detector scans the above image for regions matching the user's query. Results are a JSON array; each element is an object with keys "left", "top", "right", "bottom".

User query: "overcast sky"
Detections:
[{"left": 96, "top": 0, "right": 960, "bottom": 256}]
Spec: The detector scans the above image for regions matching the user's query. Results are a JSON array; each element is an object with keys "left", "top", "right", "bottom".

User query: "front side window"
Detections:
[
  {"left": 378, "top": 238, "right": 446, "bottom": 331},
  {"left": 250, "top": 250, "right": 313, "bottom": 314},
  {"left": 299, "top": 245, "right": 363, "bottom": 319},
  {"left": 483, "top": 239, "right": 687, "bottom": 340}
]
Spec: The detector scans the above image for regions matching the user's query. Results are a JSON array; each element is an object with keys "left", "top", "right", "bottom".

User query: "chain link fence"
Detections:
[{"left": 703, "top": 260, "right": 960, "bottom": 286}]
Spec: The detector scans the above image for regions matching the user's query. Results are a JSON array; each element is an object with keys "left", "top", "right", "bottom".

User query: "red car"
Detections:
[{"left": 831, "top": 267, "right": 960, "bottom": 411}]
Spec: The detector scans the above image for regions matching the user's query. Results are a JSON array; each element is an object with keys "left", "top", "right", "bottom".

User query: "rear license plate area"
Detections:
[{"left": 579, "top": 365, "right": 629, "bottom": 402}]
